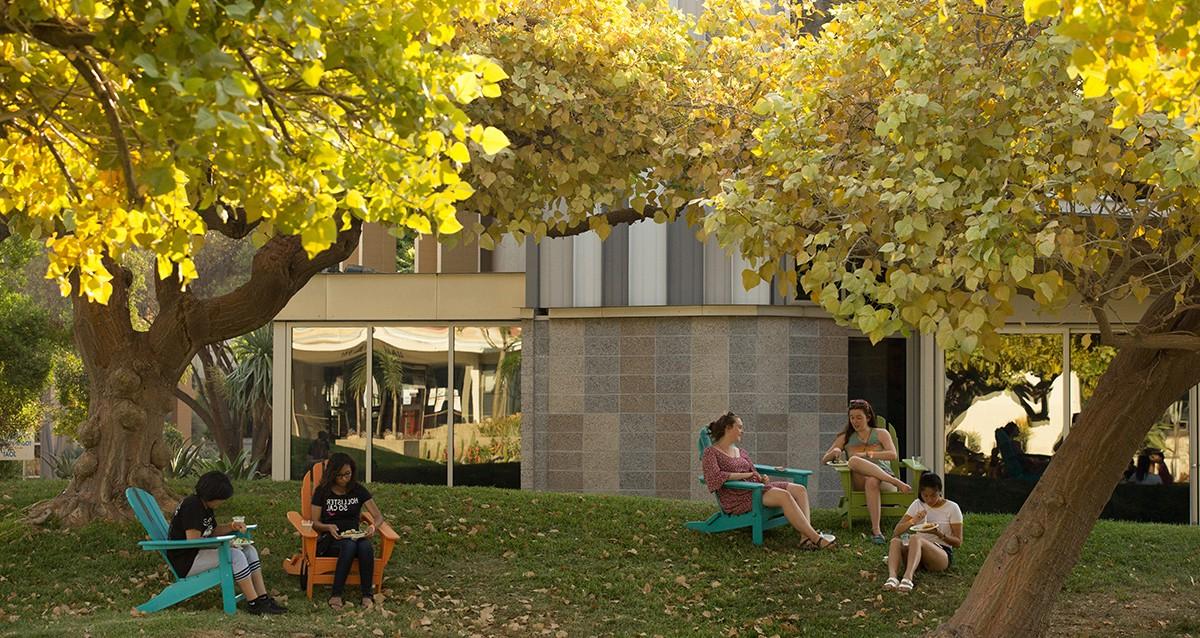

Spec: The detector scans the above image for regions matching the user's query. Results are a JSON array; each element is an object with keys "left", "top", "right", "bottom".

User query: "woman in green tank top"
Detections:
[{"left": 820, "top": 399, "right": 912, "bottom": 543}]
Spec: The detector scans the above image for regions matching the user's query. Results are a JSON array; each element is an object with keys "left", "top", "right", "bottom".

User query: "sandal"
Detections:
[
  {"left": 883, "top": 577, "right": 899, "bottom": 591},
  {"left": 329, "top": 596, "right": 344, "bottom": 610},
  {"left": 817, "top": 536, "right": 837, "bottom": 550},
  {"left": 897, "top": 578, "right": 914, "bottom": 592},
  {"left": 872, "top": 533, "right": 886, "bottom": 545},
  {"left": 798, "top": 537, "right": 819, "bottom": 551}
]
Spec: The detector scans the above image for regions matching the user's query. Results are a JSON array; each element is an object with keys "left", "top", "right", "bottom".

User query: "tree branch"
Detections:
[
  {"left": 147, "top": 217, "right": 363, "bottom": 373},
  {"left": 173, "top": 386, "right": 215, "bottom": 433},
  {"left": 543, "top": 206, "right": 657, "bottom": 238},
  {"left": 236, "top": 47, "right": 294, "bottom": 149},
  {"left": 67, "top": 54, "right": 140, "bottom": 206},
  {"left": 0, "top": 18, "right": 95, "bottom": 50},
  {"left": 197, "top": 204, "right": 261, "bottom": 239}
]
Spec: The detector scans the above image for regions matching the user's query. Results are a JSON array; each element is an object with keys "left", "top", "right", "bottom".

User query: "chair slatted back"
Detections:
[
  {"left": 696, "top": 426, "right": 737, "bottom": 512},
  {"left": 125, "top": 487, "right": 181, "bottom": 579},
  {"left": 878, "top": 417, "right": 902, "bottom": 477},
  {"left": 301, "top": 461, "right": 326, "bottom": 521}
]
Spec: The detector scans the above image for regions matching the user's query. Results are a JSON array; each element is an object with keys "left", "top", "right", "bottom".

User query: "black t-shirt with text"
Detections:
[
  {"left": 166, "top": 494, "right": 216, "bottom": 576},
  {"left": 312, "top": 482, "right": 373, "bottom": 533}
]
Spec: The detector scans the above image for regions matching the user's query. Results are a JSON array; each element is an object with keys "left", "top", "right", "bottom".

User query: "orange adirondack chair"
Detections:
[{"left": 282, "top": 461, "right": 400, "bottom": 599}]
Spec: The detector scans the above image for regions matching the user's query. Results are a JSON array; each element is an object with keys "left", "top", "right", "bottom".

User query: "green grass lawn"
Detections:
[{"left": 0, "top": 480, "right": 1197, "bottom": 637}]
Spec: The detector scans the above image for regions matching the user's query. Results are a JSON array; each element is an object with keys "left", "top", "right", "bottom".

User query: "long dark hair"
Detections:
[
  {"left": 1134, "top": 453, "right": 1152, "bottom": 482},
  {"left": 840, "top": 399, "right": 877, "bottom": 447},
  {"left": 317, "top": 452, "right": 359, "bottom": 496},
  {"left": 707, "top": 411, "right": 740, "bottom": 441}
]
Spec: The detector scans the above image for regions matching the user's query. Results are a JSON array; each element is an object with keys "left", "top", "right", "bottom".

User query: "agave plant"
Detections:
[
  {"left": 45, "top": 445, "right": 83, "bottom": 479},
  {"left": 200, "top": 448, "right": 260, "bottom": 481},
  {"left": 168, "top": 439, "right": 210, "bottom": 478}
]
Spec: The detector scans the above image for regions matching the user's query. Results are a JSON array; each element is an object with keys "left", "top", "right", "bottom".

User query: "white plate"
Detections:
[
  {"left": 910, "top": 523, "right": 937, "bottom": 533},
  {"left": 231, "top": 537, "right": 254, "bottom": 547},
  {"left": 341, "top": 530, "right": 367, "bottom": 539},
  {"left": 826, "top": 461, "right": 848, "bottom": 467}
]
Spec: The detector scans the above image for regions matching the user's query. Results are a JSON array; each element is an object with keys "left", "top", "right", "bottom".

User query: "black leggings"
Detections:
[{"left": 320, "top": 537, "right": 375, "bottom": 597}]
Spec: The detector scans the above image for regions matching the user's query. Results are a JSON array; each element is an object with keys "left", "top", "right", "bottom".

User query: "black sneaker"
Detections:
[
  {"left": 265, "top": 596, "right": 288, "bottom": 613},
  {"left": 247, "top": 595, "right": 286, "bottom": 615}
]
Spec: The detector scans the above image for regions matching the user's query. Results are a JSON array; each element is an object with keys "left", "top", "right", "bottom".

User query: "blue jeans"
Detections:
[{"left": 320, "top": 537, "right": 375, "bottom": 597}]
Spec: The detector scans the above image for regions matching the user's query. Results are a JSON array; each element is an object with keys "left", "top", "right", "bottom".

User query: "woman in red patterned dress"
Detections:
[{"left": 702, "top": 412, "right": 836, "bottom": 549}]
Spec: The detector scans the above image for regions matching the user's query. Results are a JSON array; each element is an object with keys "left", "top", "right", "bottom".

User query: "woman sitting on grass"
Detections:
[
  {"left": 883, "top": 473, "right": 962, "bottom": 592},
  {"left": 702, "top": 411, "right": 835, "bottom": 550},
  {"left": 820, "top": 399, "right": 912, "bottom": 544},
  {"left": 167, "top": 471, "right": 286, "bottom": 615},
  {"left": 312, "top": 452, "right": 388, "bottom": 609}
]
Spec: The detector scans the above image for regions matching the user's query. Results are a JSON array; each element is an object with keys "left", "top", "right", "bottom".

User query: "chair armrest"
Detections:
[
  {"left": 723, "top": 480, "right": 766, "bottom": 491},
  {"left": 287, "top": 511, "right": 318, "bottom": 538},
  {"left": 831, "top": 464, "right": 853, "bottom": 474},
  {"left": 377, "top": 521, "right": 399, "bottom": 542},
  {"left": 754, "top": 464, "right": 813, "bottom": 484},
  {"left": 139, "top": 535, "right": 236, "bottom": 551}
]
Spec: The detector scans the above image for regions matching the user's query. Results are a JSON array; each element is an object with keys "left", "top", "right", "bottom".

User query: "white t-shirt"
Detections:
[{"left": 905, "top": 498, "right": 963, "bottom": 543}]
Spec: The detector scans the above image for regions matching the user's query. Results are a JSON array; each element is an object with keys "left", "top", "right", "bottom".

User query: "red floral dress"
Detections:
[{"left": 701, "top": 446, "right": 790, "bottom": 514}]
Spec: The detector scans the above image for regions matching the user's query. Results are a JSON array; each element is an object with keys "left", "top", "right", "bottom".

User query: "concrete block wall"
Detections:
[{"left": 521, "top": 315, "right": 850, "bottom": 507}]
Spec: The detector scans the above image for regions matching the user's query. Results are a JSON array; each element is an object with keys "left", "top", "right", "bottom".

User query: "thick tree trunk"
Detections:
[
  {"left": 933, "top": 301, "right": 1200, "bottom": 638},
  {"left": 28, "top": 270, "right": 181, "bottom": 526},
  {"left": 250, "top": 403, "right": 271, "bottom": 475},
  {"left": 196, "top": 345, "right": 241, "bottom": 460},
  {"left": 28, "top": 220, "right": 362, "bottom": 527}
]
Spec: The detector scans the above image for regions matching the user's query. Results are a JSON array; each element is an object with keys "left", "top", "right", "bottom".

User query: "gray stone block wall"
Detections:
[{"left": 522, "top": 315, "right": 849, "bottom": 507}]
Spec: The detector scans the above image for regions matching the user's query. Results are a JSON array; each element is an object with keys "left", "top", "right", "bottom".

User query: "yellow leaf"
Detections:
[
  {"left": 447, "top": 142, "right": 470, "bottom": 163},
  {"left": 345, "top": 189, "right": 366, "bottom": 211},
  {"left": 478, "top": 126, "right": 510, "bottom": 155},
  {"left": 438, "top": 212, "right": 464, "bottom": 234},
  {"left": 301, "top": 61, "right": 324, "bottom": 88},
  {"left": 741, "top": 268, "right": 759, "bottom": 291}
]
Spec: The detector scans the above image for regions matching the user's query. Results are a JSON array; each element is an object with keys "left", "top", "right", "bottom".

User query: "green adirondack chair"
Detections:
[
  {"left": 125, "top": 487, "right": 252, "bottom": 615},
  {"left": 833, "top": 417, "right": 926, "bottom": 530},
  {"left": 684, "top": 427, "right": 813, "bottom": 546}
]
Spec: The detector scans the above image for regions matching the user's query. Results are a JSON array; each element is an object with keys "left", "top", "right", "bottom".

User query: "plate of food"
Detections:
[
  {"left": 340, "top": 529, "right": 367, "bottom": 540},
  {"left": 910, "top": 522, "right": 938, "bottom": 534},
  {"left": 826, "top": 460, "right": 849, "bottom": 467},
  {"left": 231, "top": 537, "right": 254, "bottom": 548}
]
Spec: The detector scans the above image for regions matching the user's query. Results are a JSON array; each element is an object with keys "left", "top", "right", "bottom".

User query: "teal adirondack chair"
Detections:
[
  {"left": 125, "top": 487, "right": 251, "bottom": 615},
  {"left": 994, "top": 427, "right": 1043, "bottom": 483},
  {"left": 684, "top": 427, "right": 813, "bottom": 546}
]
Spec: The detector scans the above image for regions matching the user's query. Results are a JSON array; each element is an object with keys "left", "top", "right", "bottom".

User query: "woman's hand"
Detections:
[
  {"left": 329, "top": 527, "right": 343, "bottom": 540},
  {"left": 230, "top": 521, "right": 248, "bottom": 534},
  {"left": 825, "top": 447, "right": 843, "bottom": 461},
  {"left": 749, "top": 472, "right": 764, "bottom": 483},
  {"left": 364, "top": 524, "right": 376, "bottom": 539}
]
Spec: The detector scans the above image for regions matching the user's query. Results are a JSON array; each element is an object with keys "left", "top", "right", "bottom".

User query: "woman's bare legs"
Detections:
[
  {"left": 848, "top": 456, "right": 911, "bottom": 536},
  {"left": 904, "top": 537, "right": 949, "bottom": 581},
  {"left": 762, "top": 488, "right": 825, "bottom": 544},
  {"left": 887, "top": 537, "right": 906, "bottom": 580},
  {"left": 784, "top": 483, "right": 811, "bottom": 521}
]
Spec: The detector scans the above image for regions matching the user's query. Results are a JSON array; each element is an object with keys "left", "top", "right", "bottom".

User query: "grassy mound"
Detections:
[{"left": 0, "top": 480, "right": 1197, "bottom": 637}]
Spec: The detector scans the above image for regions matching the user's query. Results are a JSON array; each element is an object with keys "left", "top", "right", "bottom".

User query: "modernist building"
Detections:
[{"left": 268, "top": 219, "right": 1200, "bottom": 525}]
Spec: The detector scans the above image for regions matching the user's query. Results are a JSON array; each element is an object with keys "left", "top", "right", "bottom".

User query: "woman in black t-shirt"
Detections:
[
  {"left": 311, "top": 453, "right": 387, "bottom": 609},
  {"left": 167, "top": 471, "right": 285, "bottom": 614}
]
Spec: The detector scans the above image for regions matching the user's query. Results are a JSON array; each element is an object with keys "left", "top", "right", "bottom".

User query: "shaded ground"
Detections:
[{"left": 0, "top": 479, "right": 1197, "bottom": 637}]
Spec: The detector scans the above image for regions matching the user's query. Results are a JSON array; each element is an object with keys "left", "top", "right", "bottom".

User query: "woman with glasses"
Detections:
[
  {"left": 702, "top": 412, "right": 835, "bottom": 549},
  {"left": 311, "top": 452, "right": 387, "bottom": 609},
  {"left": 820, "top": 399, "right": 911, "bottom": 544}
]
